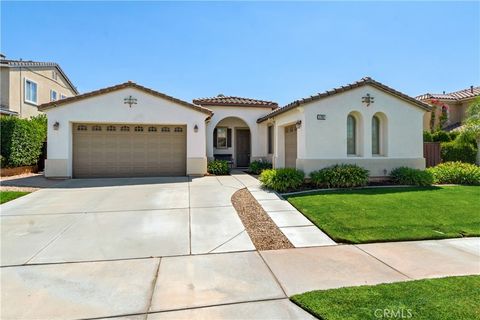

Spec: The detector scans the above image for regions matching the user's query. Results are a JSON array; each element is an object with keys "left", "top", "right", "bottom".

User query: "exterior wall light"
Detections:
[
  {"left": 194, "top": 124, "right": 199, "bottom": 132},
  {"left": 53, "top": 121, "right": 60, "bottom": 130},
  {"left": 295, "top": 120, "right": 302, "bottom": 129}
]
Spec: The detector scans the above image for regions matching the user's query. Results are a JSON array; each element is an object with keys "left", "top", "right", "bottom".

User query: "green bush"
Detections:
[
  {"left": 390, "top": 167, "right": 433, "bottom": 186},
  {"left": 259, "top": 168, "right": 304, "bottom": 192},
  {"left": 441, "top": 141, "right": 477, "bottom": 164},
  {"left": 423, "top": 131, "right": 433, "bottom": 142},
  {"left": 0, "top": 115, "right": 47, "bottom": 168},
  {"left": 248, "top": 160, "right": 272, "bottom": 175},
  {"left": 427, "top": 162, "right": 480, "bottom": 185},
  {"left": 431, "top": 130, "right": 452, "bottom": 142},
  {"left": 207, "top": 160, "right": 230, "bottom": 175},
  {"left": 310, "top": 164, "right": 369, "bottom": 188}
]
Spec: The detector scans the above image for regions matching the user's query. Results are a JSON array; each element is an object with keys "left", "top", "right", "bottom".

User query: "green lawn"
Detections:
[
  {"left": 0, "top": 191, "right": 30, "bottom": 204},
  {"left": 286, "top": 186, "right": 480, "bottom": 243},
  {"left": 291, "top": 276, "right": 480, "bottom": 320}
]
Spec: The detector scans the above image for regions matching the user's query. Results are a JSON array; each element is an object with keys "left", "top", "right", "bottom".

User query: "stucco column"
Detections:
[
  {"left": 206, "top": 121, "right": 214, "bottom": 160},
  {"left": 274, "top": 123, "right": 285, "bottom": 168}
]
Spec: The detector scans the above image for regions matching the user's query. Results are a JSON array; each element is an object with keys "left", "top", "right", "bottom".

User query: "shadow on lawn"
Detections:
[{"left": 285, "top": 186, "right": 444, "bottom": 199}]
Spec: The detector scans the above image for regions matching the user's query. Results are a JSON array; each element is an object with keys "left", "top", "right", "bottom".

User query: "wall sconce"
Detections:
[
  {"left": 295, "top": 120, "right": 302, "bottom": 129},
  {"left": 193, "top": 124, "right": 199, "bottom": 132},
  {"left": 53, "top": 121, "right": 60, "bottom": 130}
]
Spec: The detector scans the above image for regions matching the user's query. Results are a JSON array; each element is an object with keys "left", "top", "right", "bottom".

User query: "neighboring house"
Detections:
[
  {"left": 0, "top": 53, "right": 78, "bottom": 118},
  {"left": 417, "top": 86, "right": 480, "bottom": 131},
  {"left": 38, "top": 77, "right": 431, "bottom": 179}
]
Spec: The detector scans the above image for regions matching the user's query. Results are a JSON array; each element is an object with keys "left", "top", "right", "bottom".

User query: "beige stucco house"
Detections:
[
  {"left": 417, "top": 86, "right": 480, "bottom": 131},
  {"left": 39, "top": 77, "right": 431, "bottom": 179},
  {"left": 0, "top": 54, "right": 78, "bottom": 118}
]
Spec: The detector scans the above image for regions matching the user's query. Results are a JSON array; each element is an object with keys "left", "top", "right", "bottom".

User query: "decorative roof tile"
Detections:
[
  {"left": 257, "top": 77, "right": 432, "bottom": 123},
  {"left": 416, "top": 86, "right": 480, "bottom": 101},
  {"left": 193, "top": 95, "right": 278, "bottom": 109}
]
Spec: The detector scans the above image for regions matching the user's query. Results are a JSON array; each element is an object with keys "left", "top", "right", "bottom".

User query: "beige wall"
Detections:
[
  {"left": 1, "top": 66, "right": 76, "bottom": 118},
  {"left": 0, "top": 68, "right": 9, "bottom": 108},
  {"left": 422, "top": 99, "right": 473, "bottom": 131}
]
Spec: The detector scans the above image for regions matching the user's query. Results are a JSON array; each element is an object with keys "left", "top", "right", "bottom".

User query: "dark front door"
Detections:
[{"left": 236, "top": 129, "right": 251, "bottom": 167}]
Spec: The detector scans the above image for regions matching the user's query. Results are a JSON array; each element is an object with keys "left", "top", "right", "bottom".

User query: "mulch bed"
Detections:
[{"left": 231, "top": 188, "right": 294, "bottom": 250}]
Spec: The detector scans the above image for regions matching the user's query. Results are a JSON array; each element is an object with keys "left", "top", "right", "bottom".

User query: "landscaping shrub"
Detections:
[
  {"left": 427, "top": 162, "right": 480, "bottom": 185},
  {"left": 390, "top": 167, "right": 433, "bottom": 186},
  {"left": 207, "top": 160, "right": 230, "bottom": 175},
  {"left": 0, "top": 115, "right": 47, "bottom": 168},
  {"left": 248, "top": 160, "right": 272, "bottom": 175},
  {"left": 441, "top": 141, "right": 477, "bottom": 164},
  {"left": 259, "top": 168, "right": 304, "bottom": 192},
  {"left": 310, "top": 164, "right": 369, "bottom": 188},
  {"left": 431, "top": 130, "right": 452, "bottom": 142},
  {"left": 423, "top": 131, "right": 433, "bottom": 142}
]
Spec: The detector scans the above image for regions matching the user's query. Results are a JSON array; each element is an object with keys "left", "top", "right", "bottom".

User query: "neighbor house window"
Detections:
[
  {"left": 268, "top": 125, "right": 274, "bottom": 154},
  {"left": 347, "top": 115, "right": 356, "bottom": 155},
  {"left": 216, "top": 127, "right": 227, "bottom": 149},
  {"left": 60, "top": 94, "right": 67, "bottom": 99},
  {"left": 372, "top": 115, "right": 380, "bottom": 155},
  {"left": 24, "top": 79, "right": 38, "bottom": 104},
  {"left": 50, "top": 90, "right": 57, "bottom": 102}
]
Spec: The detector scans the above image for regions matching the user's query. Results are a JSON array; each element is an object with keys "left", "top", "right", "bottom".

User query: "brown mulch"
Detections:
[{"left": 231, "top": 188, "right": 294, "bottom": 250}]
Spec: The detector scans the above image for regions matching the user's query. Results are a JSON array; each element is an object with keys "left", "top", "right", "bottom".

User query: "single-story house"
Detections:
[{"left": 39, "top": 77, "right": 431, "bottom": 178}]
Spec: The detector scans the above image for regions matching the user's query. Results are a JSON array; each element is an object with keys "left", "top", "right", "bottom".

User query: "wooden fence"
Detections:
[{"left": 423, "top": 142, "right": 441, "bottom": 167}]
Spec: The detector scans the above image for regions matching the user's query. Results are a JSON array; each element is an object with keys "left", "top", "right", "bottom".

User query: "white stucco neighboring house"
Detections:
[{"left": 39, "top": 77, "right": 431, "bottom": 179}]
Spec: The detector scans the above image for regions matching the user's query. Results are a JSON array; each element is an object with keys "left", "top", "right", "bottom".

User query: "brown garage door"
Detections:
[
  {"left": 73, "top": 123, "right": 186, "bottom": 178},
  {"left": 284, "top": 125, "right": 297, "bottom": 168}
]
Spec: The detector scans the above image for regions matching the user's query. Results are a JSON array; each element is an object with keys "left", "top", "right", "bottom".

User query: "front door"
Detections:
[{"left": 236, "top": 129, "right": 251, "bottom": 167}]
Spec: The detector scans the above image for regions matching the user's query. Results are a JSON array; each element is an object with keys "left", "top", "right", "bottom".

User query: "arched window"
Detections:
[
  {"left": 372, "top": 115, "right": 380, "bottom": 155},
  {"left": 347, "top": 115, "right": 356, "bottom": 155}
]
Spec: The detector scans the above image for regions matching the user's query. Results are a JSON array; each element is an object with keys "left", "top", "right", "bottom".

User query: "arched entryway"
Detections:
[{"left": 212, "top": 117, "right": 251, "bottom": 167}]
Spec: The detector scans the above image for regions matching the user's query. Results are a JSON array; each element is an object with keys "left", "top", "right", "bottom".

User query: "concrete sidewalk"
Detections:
[{"left": 2, "top": 238, "right": 478, "bottom": 319}]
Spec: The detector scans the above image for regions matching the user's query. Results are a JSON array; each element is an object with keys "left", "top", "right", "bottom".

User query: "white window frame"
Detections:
[
  {"left": 24, "top": 78, "right": 38, "bottom": 105},
  {"left": 50, "top": 90, "right": 58, "bottom": 102}
]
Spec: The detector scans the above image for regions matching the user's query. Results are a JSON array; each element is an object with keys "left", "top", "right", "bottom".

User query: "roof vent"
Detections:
[
  {"left": 217, "top": 94, "right": 225, "bottom": 97},
  {"left": 471, "top": 85, "right": 474, "bottom": 93}
]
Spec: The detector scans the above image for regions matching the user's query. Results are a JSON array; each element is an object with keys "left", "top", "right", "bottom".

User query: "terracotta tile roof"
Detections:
[
  {"left": 1, "top": 58, "right": 78, "bottom": 94},
  {"left": 416, "top": 86, "right": 480, "bottom": 101},
  {"left": 193, "top": 95, "right": 278, "bottom": 109},
  {"left": 38, "top": 81, "right": 213, "bottom": 116},
  {"left": 257, "top": 77, "right": 432, "bottom": 123}
]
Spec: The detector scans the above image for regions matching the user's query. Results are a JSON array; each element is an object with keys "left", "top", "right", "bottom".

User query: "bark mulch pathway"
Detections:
[{"left": 231, "top": 188, "right": 294, "bottom": 250}]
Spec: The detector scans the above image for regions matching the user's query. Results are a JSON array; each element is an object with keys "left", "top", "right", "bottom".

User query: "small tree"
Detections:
[{"left": 458, "top": 97, "right": 480, "bottom": 165}]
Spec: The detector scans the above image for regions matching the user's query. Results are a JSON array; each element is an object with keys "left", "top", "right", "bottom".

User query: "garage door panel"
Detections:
[{"left": 73, "top": 124, "right": 186, "bottom": 178}]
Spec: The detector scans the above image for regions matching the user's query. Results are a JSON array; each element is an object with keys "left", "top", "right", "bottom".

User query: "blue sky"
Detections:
[{"left": 2, "top": 1, "right": 479, "bottom": 105}]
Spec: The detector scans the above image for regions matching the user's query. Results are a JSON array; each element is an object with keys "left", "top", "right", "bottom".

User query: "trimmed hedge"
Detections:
[
  {"left": 427, "top": 162, "right": 480, "bottom": 185},
  {"left": 259, "top": 168, "right": 304, "bottom": 192},
  {"left": 423, "top": 130, "right": 460, "bottom": 143},
  {"left": 248, "top": 160, "right": 272, "bottom": 175},
  {"left": 390, "top": 167, "right": 433, "bottom": 186},
  {"left": 310, "top": 164, "right": 369, "bottom": 188},
  {"left": 441, "top": 141, "right": 477, "bottom": 164},
  {"left": 0, "top": 115, "right": 47, "bottom": 168},
  {"left": 207, "top": 160, "right": 230, "bottom": 175}
]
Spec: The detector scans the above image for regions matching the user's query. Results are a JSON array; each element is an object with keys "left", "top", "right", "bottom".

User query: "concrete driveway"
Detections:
[{"left": 1, "top": 175, "right": 255, "bottom": 266}]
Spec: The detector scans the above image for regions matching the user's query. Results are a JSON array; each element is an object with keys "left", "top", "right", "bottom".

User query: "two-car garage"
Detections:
[{"left": 72, "top": 123, "right": 186, "bottom": 178}]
